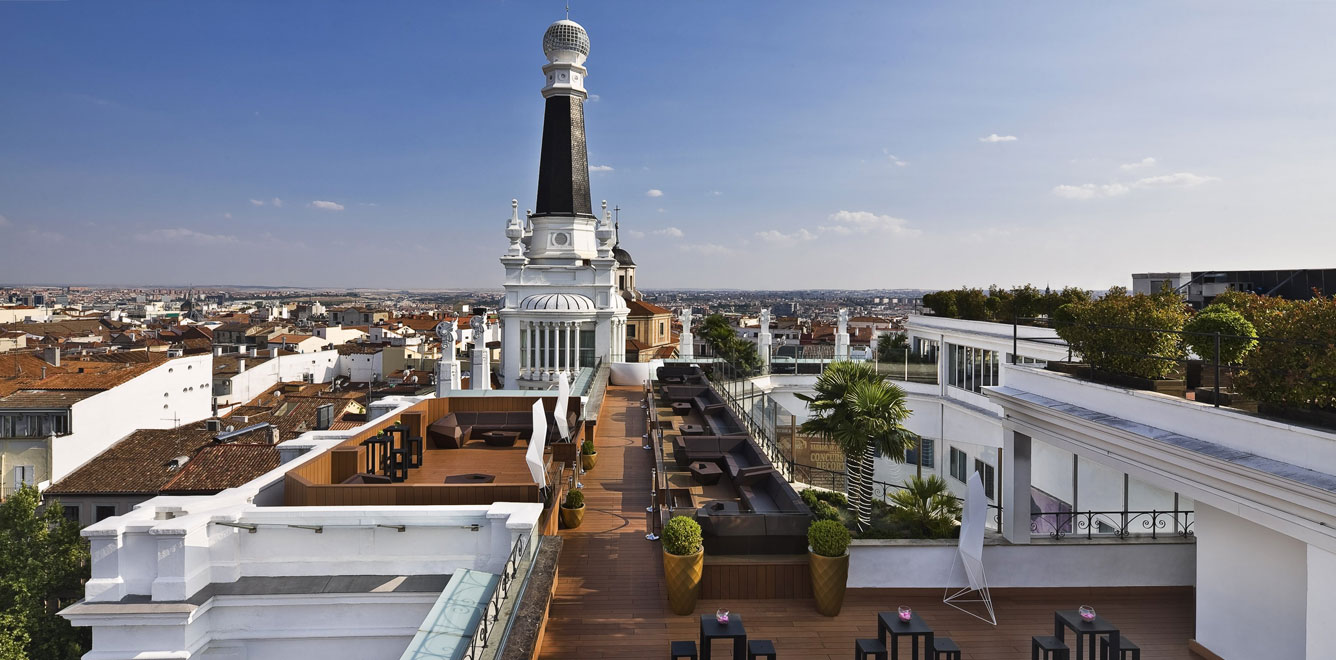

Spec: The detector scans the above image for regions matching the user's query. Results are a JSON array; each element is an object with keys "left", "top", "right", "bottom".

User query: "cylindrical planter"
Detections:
[
  {"left": 581, "top": 451, "right": 598, "bottom": 471},
  {"left": 560, "top": 504, "right": 585, "bottom": 529},
  {"left": 662, "top": 547, "right": 704, "bottom": 615},
  {"left": 809, "top": 551, "right": 849, "bottom": 616}
]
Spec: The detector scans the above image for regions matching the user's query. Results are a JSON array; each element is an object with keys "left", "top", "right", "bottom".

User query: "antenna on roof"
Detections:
[{"left": 565, "top": 2, "right": 570, "bottom": 19}]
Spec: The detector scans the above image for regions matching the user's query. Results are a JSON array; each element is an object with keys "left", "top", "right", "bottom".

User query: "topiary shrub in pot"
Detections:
[
  {"left": 807, "top": 519, "right": 852, "bottom": 616},
  {"left": 661, "top": 515, "right": 704, "bottom": 615},
  {"left": 580, "top": 438, "right": 598, "bottom": 471},
  {"left": 560, "top": 488, "right": 585, "bottom": 529},
  {"left": 1184, "top": 304, "right": 1258, "bottom": 401}
]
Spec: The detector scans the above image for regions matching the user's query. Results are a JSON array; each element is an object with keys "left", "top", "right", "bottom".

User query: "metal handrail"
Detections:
[
  {"left": 461, "top": 533, "right": 529, "bottom": 660},
  {"left": 1030, "top": 509, "right": 1195, "bottom": 540}
]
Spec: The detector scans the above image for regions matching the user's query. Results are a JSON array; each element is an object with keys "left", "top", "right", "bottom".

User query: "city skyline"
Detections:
[{"left": 3, "top": 2, "right": 1335, "bottom": 290}]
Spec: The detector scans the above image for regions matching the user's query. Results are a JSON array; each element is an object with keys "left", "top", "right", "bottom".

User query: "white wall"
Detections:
[
  {"left": 314, "top": 326, "right": 367, "bottom": 346},
  {"left": 218, "top": 350, "right": 339, "bottom": 409},
  {"left": 336, "top": 351, "right": 383, "bottom": 383},
  {"left": 847, "top": 538, "right": 1195, "bottom": 588},
  {"left": 53, "top": 354, "right": 213, "bottom": 482},
  {"left": 1309, "top": 545, "right": 1336, "bottom": 660},
  {"left": 1195, "top": 503, "right": 1307, "bottom": 660}
]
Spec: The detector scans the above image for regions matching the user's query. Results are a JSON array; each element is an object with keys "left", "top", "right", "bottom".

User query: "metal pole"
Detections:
[
  {"left": 1012, "top": 314, "right": 1019, "bottom": 364},
  {"left": 1213, "top": 331, "right": 1222, "bottom": 408}
]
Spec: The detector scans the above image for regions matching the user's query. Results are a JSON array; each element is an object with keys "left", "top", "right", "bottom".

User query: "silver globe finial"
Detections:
[{"left": 543, "top": 19, "right": 590, "bottom": 64}]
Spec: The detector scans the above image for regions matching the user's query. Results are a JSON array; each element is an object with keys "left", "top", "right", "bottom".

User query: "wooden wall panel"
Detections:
[{"left": 700, "top": 557, "right": 812, "bottom": 600}]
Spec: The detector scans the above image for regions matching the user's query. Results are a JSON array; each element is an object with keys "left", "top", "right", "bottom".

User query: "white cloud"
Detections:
[
  {"left": 1134, "top": 172, "right": 1219, "bottom": 188},
  {"left": 627, "top": 229, "right": 646, "bottom": 239},
  {"left": 588, "top": 94, "right": 600, "bottom": 102},
  {"left": 653, "top": 227, "right": 684, "bottom": 238},
  {"left": 1120, "top": 157, "right": 1157, "bottom": 170},
  {"left": 1051, "top": 183, "right": 1131, "bottom": 200},
  {"left": 755, "top": 228, "right": 817, "bottom": 243},
  {"left": 223, "top": 213, "right": 232, "bottom": 219},
  {"left": 0, "top": 214, "right": 10, "bottom": 227},
  {"left": 979, "top": 134, "right": 1019, "bottom": 143},
  {"left": 250, "top": 199, "right": 266, "bottom": 206},
  {"left": 657, "top": 208, "right": 666, "bottom": 213},
  {"left": 818, "top": 210, "right": 921, "bottom": 237},
  {"left": 678, "top": 242, "right": 732, "bottom": 256},
  {"left": 646, "top": 189, "right": 663, "bottom": 198},
  {"left": 135, "top": 228, "right": 238, "bottom": 245},
  {"left": 271, "top": 197, "right": 283, "bottom": 208},
  {"left": 589, "top": 164, "right": 614, "bottom": 173},
  {"left": 711, "top": 190, "right": 723, "bottom": 196},
  {"left": 882, "top": 149, "right": 908, "bottom": 167},
  {"left": 309, "top": 200, "right": 344, "bottom": 211},
  {"left": 25, "top": 228, "right": 64, "bottom": 242},
  {"left": 1053, "top": 172, "right": 1217, "bottom": 200}
]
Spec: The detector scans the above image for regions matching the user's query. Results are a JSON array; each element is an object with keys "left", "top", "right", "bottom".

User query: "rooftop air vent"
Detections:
[{"left": 167, "top": 455, "right": 190, "bottom": 470}]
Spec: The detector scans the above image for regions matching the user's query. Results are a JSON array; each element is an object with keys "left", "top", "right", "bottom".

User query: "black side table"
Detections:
[
  {"left": 699, "top": 613, "right": 746, "bottom": 660},
  {"left": 877, "top": 611, "right": 935, "bottom": 660},
  {"left": 1055, "top": 610, "right": 1120, "bottom": 660}
]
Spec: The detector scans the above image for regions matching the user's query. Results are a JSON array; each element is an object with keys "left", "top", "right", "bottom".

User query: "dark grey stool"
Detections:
[
  {"left": 1032, "top": 635, "right": 1069, "bottom": 660},
  {"left": 748, "top": 639, "right": 776, "bottom": 659},
  {"left": 670, "top": 639, "right": 698, "bottom": 660},
  {"left": 1099, "top": 636, "right": 1140, "bottom": 660},
  {"left": 855, "top": 638, "right": 887, "bottom": 660},
  {"left": 933, "top": 637, "right": 961, "bottom": 659}
]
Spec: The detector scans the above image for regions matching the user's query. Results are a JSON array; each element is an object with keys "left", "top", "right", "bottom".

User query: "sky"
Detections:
[{"left": 2, "top": 1, "right": 1335, "bottom": 291}]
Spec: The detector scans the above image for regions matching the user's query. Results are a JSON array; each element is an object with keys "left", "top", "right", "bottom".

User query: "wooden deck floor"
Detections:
[{"left": 542, "top": 386, "right": 1197, "bottom": 659}]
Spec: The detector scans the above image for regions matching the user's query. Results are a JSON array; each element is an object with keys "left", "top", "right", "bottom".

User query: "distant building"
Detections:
[{"left": 1133, "top": 268, "right": 1336, "bottom": 307}]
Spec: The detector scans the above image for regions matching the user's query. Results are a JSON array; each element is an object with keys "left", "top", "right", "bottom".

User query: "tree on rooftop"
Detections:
[
  {"left": 0, "top": 486, "right": 90, "bottom": 660},
  {"left": 798, "top": 361, "right": 917, "bottom": 531}
]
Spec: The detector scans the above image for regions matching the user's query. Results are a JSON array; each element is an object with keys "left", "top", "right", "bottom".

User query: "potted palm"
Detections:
[
  {"left": 808, "top": 519, "right": 852, "bottom": 616},
  {"left": 560, "top": 488, "right": 585, "bottom": 529},
  {"left": 580, "top": 439, "right": 598, "bottom": 471},
  {"left": 661, "top": 515, "right": 704, "bottom": 615},
  {"left": 797, "top": 361, "right": 918, "bottom": 531},
  {"left": 889, "top": 475, "right": 962, "bottom": 538}
]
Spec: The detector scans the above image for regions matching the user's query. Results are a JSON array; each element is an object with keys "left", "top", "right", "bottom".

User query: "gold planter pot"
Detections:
[
  {"left": 662, "top": 546, "right": 704, "bottom": 615},
  {"left": 560, "top": 504, "right": 585, "bottom": 529},
  {"left": 809, "top": 551, "right": 849, "bottom": 616},
  {"left": 581, "top": 451, "right": 598, "bottom": 471}
]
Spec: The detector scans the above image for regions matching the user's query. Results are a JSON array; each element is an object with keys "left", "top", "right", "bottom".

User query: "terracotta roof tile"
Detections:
[{"left": 159, "top": 444, "right": 279, "bottom": 494}]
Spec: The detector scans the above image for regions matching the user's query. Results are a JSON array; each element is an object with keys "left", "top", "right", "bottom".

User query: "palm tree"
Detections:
[
  {"left": 798, "top": 361, "right": 918, "bottom": 531},
  {"left": 889, "top": 475, "right": 962, "bottom": 538}
]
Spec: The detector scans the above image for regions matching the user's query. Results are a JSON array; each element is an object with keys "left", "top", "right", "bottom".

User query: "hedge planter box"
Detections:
[
  {"left": 809, "top": 551, "right": 849, "bottom": 616},
  {"left": 1047, "top": 362, "right": 1186, "bottom": 398},
  {"left": 1193, "top": 388, "right": 1258, "bottom": 412},
  {"left": 1258, "top": 404, "right": 1336, "bottom": 432}
]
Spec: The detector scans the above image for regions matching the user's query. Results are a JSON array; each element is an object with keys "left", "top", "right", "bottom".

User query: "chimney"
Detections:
[
  {"left": 269, "top": 425, "right": 281, "bottom": 445},
  {"left": 213, "top": 345, "right": 225, "bottom": 357},
  {"left": 248, "top": 347, "right": 258, "bottom": 357},
  {"left": 269, "top": 347, "right": 279, "bottom": 358},
  {"left": 237, "top": 358, "right": 246, "bottom": 373},
  {"left": 43, "top": 346, "right": 60, "bottom": 367}
]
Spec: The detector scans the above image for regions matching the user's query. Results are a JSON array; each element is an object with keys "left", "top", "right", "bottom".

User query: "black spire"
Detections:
[{"left": 534, "top": 96, "right": 594, "bottom": 217}]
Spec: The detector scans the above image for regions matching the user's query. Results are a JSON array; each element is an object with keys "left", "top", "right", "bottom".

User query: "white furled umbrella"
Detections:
[
  {"left": 526, "top": 400, "right": 547, "bottom": 488},
  {"left": 554, "top": 371, "right": 571, "bottom": 441},
  {"left": 942, "top": 471, "right": 996, "bottom": 625}
]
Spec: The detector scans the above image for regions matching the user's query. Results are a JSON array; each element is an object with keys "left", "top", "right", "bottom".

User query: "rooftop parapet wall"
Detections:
[{"left": 999, "top": 364, "right": 1336, "bottom": 473}]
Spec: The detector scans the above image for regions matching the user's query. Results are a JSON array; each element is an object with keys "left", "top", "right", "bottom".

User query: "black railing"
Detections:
[
  {"left": 1030, "top": 509, "right": 1195, "bottom": 541},
  {"left": 462, "top": 533, "right": 529, "bottom": 660}
]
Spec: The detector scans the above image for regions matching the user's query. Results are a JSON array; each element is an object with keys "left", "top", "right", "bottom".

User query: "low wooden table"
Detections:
[
  {"left": 699, "top": 613, "right": 746, "bottom": 660},
  {"left": 481, "top": 430, "right": 520, "bottom": 447},
  {"left": 445, "top": 473, "right": 495, "bottom": 484},
  {"left": 680, "top": 424, "right": 708, "bottom": 436},
  {"left": 690, "top": 461, "right": 723, "bottom": 486},
  {"left": 671, "top": 402, "right": 693, "bottom": 416},
  {"left": 1055, "top": 609, "right": 1121, "bottom": 659},
  {"left": 699, "top": 500, "right": 741, "bottom": 515},
  {"left": 878, "top": 610, "right": 935, "bottom": 660}
]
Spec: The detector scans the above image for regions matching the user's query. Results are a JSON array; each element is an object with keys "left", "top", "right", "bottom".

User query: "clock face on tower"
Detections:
[{"left": 552, "top": 232, "right": 570, "bottom": 246}]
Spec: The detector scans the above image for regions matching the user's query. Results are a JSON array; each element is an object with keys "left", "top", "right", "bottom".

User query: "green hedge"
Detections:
[
  {"left": 1055, "top": 289, "right": 1190, "bottom": 379},
  {"left": 1218, "top": 292, "right": 1336, "bottom": 410}
]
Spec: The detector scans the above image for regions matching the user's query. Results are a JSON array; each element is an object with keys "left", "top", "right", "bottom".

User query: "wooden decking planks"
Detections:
[{"left": 540, "top": 386, "right": 1196, "bottom": 659}]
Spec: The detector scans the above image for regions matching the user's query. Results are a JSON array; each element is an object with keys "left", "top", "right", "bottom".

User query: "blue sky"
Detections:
[{"left": 2, "top": 1, "right": 1334, "bottom": 290}]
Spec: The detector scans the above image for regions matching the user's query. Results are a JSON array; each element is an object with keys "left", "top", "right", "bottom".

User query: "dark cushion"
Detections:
[
  {"left": 735, "top": 465, "right": 773, "bottom": 486},
  {"left": 763, "top": 513, "right": 811, "bottom": 537},
  {"left": 341, "top": 473, "right": 392, "bottom": 484},
  {"left": 475, "top": 412, "right": 508, "bottom": 426}
]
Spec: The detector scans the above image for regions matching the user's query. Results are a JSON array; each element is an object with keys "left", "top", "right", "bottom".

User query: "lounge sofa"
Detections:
[
  {"left": 427, "top": 410, "right": 579, "bottom": 449},
  {"left": 657, "top": 365, "right": 706, "bottom": 385}
]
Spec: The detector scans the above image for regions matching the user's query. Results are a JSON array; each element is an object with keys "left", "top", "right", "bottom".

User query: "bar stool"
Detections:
[
  {"left": 670, "top": 640, "right": 698, "bottom": 660},
  {"left": 748, "top": 639, "right": 776, "bottom": 660},
  {"left": 388, "top": 448, "right": 410, "bottom": 482},
  {"left": 855, "top": 638, "right": 887, "bottom": 660},
  {"left": 932, "top": 637, "right": 961, "bottom": 659},
  {"left": 1099, "top": 636, "right": 1140, "bottom": 660},
  {"left": 1031, "top": 635, "right": 1069, "bottom": 660}
]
